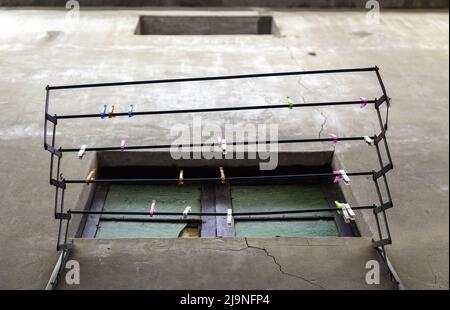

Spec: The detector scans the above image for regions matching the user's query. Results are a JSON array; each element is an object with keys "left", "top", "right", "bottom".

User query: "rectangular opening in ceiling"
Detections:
[{"left": 135, "top": 15, "right": 276, "bottom": 35}]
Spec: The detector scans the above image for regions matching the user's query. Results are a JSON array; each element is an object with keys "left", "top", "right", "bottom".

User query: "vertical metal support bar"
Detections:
[{"left": 44, "top": 87, "right": 50, "bottom": 148}]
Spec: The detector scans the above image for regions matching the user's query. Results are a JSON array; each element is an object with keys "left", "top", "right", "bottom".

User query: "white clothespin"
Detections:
[
  {"left": 335, "top": 201, "right": 355, "bottom": 223},
  {"left": 227, "top": 209, "right": 233, "bottom": 227},
  {"left": 334, "top": 169, "right": 350, "bottom": 186},
  {"left": 182, "top": 206, "right": 192, "bottom": 219},
  {"left": 364, "top": 136, "right": 374, "bottom": 146},
  {"left": 78, "top": 145, "right": 86, "bottom": 159},
  {"left": 218, "top": 137, "right": 227, "bottom": 155},
  {"left": 343, "top": 203, "right": 356, "bottom": 221},
  {"left": 120, "top": 139, "right": 126, "bottom": 152}
]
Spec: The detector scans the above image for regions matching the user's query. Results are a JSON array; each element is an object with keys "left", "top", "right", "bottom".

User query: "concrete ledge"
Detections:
[
  {"left": 0, "top": 0, "right": 448, "bottom": 8},
  {"left": 57, "top": 237, "right": 394, "bottom": 289}
]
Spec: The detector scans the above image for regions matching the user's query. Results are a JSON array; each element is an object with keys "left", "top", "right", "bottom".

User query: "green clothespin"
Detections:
[
  {"left": 334, "top": 201, "right": 344, "bottom": 215},
  {"left": 287, "top": 96, "right": 294, "bottom": 109}
]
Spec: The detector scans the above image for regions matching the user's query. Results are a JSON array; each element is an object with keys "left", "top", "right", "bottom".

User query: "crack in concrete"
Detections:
[
  {"left": 316, "top": 109, "right": 328, "bottom": 139},
  {"left": 244, "top": 238, "right": 325, "bottom": 289}
]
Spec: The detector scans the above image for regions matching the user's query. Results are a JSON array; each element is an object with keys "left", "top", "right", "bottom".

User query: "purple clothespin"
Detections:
[
  {"left": 329, "top": 133, "right": 338, "bottom": 145},
  {"left": 150, "top": 200, "right": 156, "bottom": 217},
  {"left": 360, "top": 96, "right": 368, "bottom": 109}
]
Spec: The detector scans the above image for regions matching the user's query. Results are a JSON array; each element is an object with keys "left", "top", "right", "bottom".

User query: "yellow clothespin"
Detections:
[
  {"left": 108, "top": 105, "right": 115, "bottom": 118},
  {"left": 86, "top": 169, "right": 96, "bottom": 185},
  {"left": 179, "top": 169, "right": 184, "bottom": 185},
  {"left": 219, "top": 166, "right": 225, "bottom": 184}
]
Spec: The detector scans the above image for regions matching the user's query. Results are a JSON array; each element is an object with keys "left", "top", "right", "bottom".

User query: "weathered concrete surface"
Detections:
[
  {"left": 0, "top": 8, "right": 448, "bottom": 289},
  {"left": 58, "top": 237, "right": 393, "bottom": 289},
  {"left": 0, "top": 1, "right": 448, "bottom": 9}
]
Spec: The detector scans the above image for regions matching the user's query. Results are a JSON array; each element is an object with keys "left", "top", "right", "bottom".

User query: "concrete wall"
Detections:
[{"left": 0, "top": 0, "right": 448, "bottom": 9}]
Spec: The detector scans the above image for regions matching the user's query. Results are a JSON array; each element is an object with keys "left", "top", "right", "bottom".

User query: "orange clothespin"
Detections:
[
  {"left": 108, "top": 105, "right": 115, "bottom": 118},
  {"left": 179, "top": 169, "right": 184, "bottom": 185},
  {"left": 219, "top": 166, "right": 225, "bottom": 184},
  {"left": 86, "top": 169, "right": 96, "bottom": 184}
]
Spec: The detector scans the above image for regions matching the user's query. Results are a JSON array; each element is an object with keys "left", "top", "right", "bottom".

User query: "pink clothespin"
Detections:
[
  {"left": 360, "top": 96, "right": 368, "bottom": 109},
  {"left": 150, "top": 199, "right": 156, "bottom": 217},
  {"left": 329, "top": 133, "right": 338, "bottom": 145},
  {"left": 333, "top": 171, "right": 342, "bottom": 183},
  {"left": 334, "top": 169, "right": 351, "bottom": 185},
  {"left": 120, "top": 139, "right": 126, "bottom": 152}
]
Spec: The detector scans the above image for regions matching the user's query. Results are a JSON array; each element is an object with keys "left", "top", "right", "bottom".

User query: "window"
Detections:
[{"left": 78, "top": 165, "right": 359, "bottom": 239}]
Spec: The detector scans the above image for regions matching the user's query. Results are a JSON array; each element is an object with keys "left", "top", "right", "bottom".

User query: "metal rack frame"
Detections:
[{"left": 43, "top": 66, "right": 396, "bottom": 288}]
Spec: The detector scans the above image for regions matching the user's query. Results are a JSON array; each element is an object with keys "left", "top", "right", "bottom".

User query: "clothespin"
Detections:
[
  {"left": 78, "top": 145, "right": 86, "bottom": 159},
  {"left": 360, "top": 96, "right": 368, "bottom": 109},
  {"left": 329, "top": 133, "right": 338, "bottom": 145},
  {"left": 182, "top": 206, "right": 192, "bottom": 219},
  {"left": 218, "top": 137, "right": 227, "bottom": 155},
  {"left": 364, "top": 136, "right": 374, "bottom": 146},
  {"left": 179, "top": 170, "right": 184, "bottom": 185},
  {"left": 219, "top": 166, "right": 225, "bottom": 184},
  {"left": 108, "top": 105, "right": 115, "bottom": 118},
  {"left": 86, "top": 169, "right": 96, "bottom": 185},
  {"left": 227, "top": 209, "right": 233, "bottom": 227},
  {"left": 120, "top": 139, "right": 126, "bottom": 152},
  {"left": 128, "top": 104, "right": 134, "bottom": 118},
  {"left": 333, "top": 169, "right": 350, "bottom": 185},
  {"left": 100, "top": 105, "right": 107, "bottom": 119},
  {"left": 149, "top": 200, "right": 156, "bottom": 218},
  {"left": 334, "top": 201, "right": 355, "bottom": 223},
  {"left": 287, "top": 96, "right": 294, "bottom": 109}
]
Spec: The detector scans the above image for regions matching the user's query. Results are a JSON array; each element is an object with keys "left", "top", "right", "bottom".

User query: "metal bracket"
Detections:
[
  {"left": 50, "top": 179, "right": 66, "bottom": 189},
  {"left": 55, "top": 213, "right": 71, "bottom": 220},
  {"left": 45, "top": 144, "right": 62, "bottom": 157},
  {"left": 375, "top": 95, "right": 387, "bottom": 109},
  {"left": 373, "top": 163, "right": 394, "bottom": 180},
  {"left": 56, "top": 242, "right": 73, "bottom": 252},
  {"left": 373, "top": 238, "right": 392, "bottom": 248},
  {"left": 374, "top": 130, "right": 386, "bottom": 145},
  {"left": 46, "top": 113, "right": 58, "bottom": 125},
  {"left": 373, "top": 202, "right": 393, "bottom": 215}
]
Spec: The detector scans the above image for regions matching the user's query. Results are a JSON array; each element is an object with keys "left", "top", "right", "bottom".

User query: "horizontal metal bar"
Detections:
[
  {"left": 100, "top": 217, "right": 203, "bottom": 223},
  {"left": 61, "top": 136, "right": 376, "bottom": 153},
  {"left": 64, "top": 171, "right": 374, "bottom": 184},
  {"left": 68, "top": 205, "right": 375, "bottom": 217},
  {"left": 47, "top": 67, "right": 377, "bottom": 90},
  {"left": 55, "top": 100, "right": 376, "bottom": 120}
]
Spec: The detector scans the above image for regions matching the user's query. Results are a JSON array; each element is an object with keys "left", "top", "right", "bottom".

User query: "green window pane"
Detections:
[
  {"left": 232, "top": 184, "right": 338, "bottom": 237},
  {"left": 101, "top": 184, "right": 201, "bottom": 220},
  {"left": 95, "top": 185, "right": 201, "bottom": 238},
  {"left": 96, "top": 221, "right": 186, "bottom": 238},
  {"left": 231, "top": 184, "right": 331, "bottom": 217}
]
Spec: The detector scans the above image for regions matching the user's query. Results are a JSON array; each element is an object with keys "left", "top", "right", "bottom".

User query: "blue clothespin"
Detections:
[
  {"left": 128, "top": 104, "right": 134, "bottom": 118},
  {"left": 100, "top": 105, "right": 107, "bottom": 119}
]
